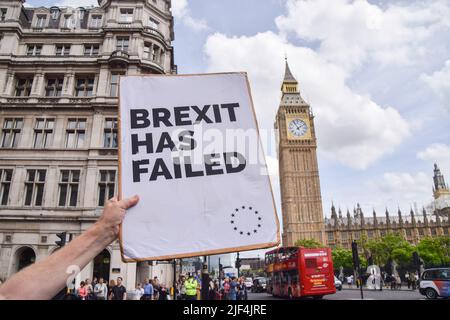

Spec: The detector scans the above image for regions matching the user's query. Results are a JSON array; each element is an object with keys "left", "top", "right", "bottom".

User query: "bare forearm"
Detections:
[{"left": 0, "top": 222, "right": 115, "bottom": 300}]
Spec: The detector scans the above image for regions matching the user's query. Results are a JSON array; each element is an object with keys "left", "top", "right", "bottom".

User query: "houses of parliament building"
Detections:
[{"left": 276, "top": 61, "right": 449, "bottom": 249}]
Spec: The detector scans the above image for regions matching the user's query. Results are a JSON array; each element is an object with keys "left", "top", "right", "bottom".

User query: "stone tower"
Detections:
[
  {"left": 433, "top": 163, "right": 450, "bottom": 199},
  {"left": 275, "top": 60, "right": 325, "bottom": 246}
]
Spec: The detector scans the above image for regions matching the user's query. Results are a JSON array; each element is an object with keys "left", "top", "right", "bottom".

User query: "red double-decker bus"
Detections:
[{"left": 265, "top": 246, "right": 336, "bottom": 299}]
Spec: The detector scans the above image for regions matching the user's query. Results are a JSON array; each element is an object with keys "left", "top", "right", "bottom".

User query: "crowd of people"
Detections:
[
  {"left": 68, "top": 273, "right": 250, "bottom": 300},
  {"left": 339, "top": 271, "right": 420, "bottom": 290}
]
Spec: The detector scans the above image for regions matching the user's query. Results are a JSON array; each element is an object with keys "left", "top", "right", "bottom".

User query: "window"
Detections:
[
  {"left": 419, "top": 228, "right": 424, "bottom": 236},
  {"left": 58, "top": 170, "right": 80, "bottom": 207},
  {"left": 143, "top": 42, "right": 151, "bottom": 59},
  {"left": 15, "top": 77, "right": 33, "bottom": 96},
  {"left": 431, "top": 228, "right": 437, "bottom": 235},
  {"left": 50, "top": 9, "right": 60, "bottom": 20},
  {"left": 98, "top": 170, "right": 116, "bottom": 206},
  {"left": 63, "top": 14, "right": 73, "bottom": 28},
  {"left": 27, "top": 44, "right": 42, "bottom": 56},
  {"left": 327, "top": 233, "right": 334, "bottom": 242},
  {"left": 445, "top": 228, "right": 449, "bottom": 236},
  {"left": 110, "top": 74, "right": 122, "bottom": 97},
  {"left": 45, "top": 76, "right": 63, "bottom": 96},
  {"left": 1, "top": 8, "right": 7, "bottom": 22},
  {"left": 381, "top": 231, "right": 386, "bottom": 237},
  {"left": 35, "top": 15, "right": 46, "bottom": 28},
  {"left": 305, "top": 258, "right": 317, "bottom": 269},
  {"left": 33, "top": 119, "right": 54, "bottom": 148},
  {"left": 75, "top": 76, "right": 94, "bottom": 97},
  {"left": 24, "top": 169, "right": 46, "bottom": 206},
  {"left": 1, "top": 118, "right": 23, "bottom": 148},
  {"left": 65, "top": 119, "right": 86, "bottom": 148},
  {"left": 341, "top": 233, "right": 348, "bottom": 240},
  {"left": 354, "top": 232, "right": 360, "bottom": 239},
  {"left": 103, "top": 118, "right": 118, "bottom": 148},
  {"left": 151, "top": 44, "right": 160, "bottom": 62},
  {"left": 0, "top": 169, "right": 12, "bottom": 206},
  {"left": 148, "top": 17, "right": 159, "bottom": 29},
  {"left": 406, "top": 229, "right": 412, "bottom": 236},
  {"left": 55, "top": 44, "right": 71, "bottom": 56},
  {"left": 119, "top": 8, "right": 133, "bottom": 23},
  {"left": 368, "top": 230, "right": 373, "bottom": 238},
  {"left": 84, "top": 44, "right": 99, "bottom": 56},
  {"left": 116, "top": 37, "right": 129, "bottom": 52},
  {"left": 90, "top": 15, "right": 102, "bottom": 28}
]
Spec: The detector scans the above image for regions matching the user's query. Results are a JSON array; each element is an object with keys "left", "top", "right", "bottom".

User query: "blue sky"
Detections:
[{"left": 28, "top": 0, "right": 450, "bottom": 220}]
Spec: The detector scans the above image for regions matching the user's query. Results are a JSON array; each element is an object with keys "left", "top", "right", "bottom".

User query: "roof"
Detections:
[{"left": 283, "top": 60, "right": 297, "bottom": 83}]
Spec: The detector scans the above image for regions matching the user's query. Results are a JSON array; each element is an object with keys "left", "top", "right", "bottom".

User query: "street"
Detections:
[{"left": 248, "top": 289, "right": 426, "bottom": 300}]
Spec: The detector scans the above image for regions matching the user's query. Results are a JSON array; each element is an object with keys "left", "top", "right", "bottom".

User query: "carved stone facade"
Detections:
[
  {"left": 325, "top": 165, "right": 450, "bottom": 249},
  {"left": 0, "top": 0, "right": 176, "bottom": 288},
  {"left": 275, "top": 61, "right": 326, "bottom": 246}
]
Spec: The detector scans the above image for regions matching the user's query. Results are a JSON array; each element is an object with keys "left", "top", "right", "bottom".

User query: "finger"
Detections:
[
  {"left": 118, "top": 195, "right": 139, "bottom": 209},
  {"left": 108, "top": 196, "right": 118, "bottom": 203}
]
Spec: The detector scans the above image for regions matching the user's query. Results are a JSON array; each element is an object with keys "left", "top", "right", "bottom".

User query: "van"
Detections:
[{"left": 419, "top": 268, "right": 450, "bottom": 299}]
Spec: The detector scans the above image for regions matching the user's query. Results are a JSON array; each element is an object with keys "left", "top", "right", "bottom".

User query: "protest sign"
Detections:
[{"left": 119, "top": 73, "right": 280, "bottom": 261}]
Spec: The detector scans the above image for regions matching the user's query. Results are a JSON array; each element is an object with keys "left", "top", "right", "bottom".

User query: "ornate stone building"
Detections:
[
  {"left": 325, "top": 165, "right": 450, "bottom": 249},
  {"left": 0, "top": 0, "right": 176, "bottom": 288},
  {"left": 275, "top": 60, "right": 325, "bottom": 246}
]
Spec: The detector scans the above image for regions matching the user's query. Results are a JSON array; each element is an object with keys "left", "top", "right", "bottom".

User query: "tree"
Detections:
[
  {"left": 294, "top": 239, "right": 322, "bottom": 248},
  {"left": 417, "top": 236, "right": 450, "bottom": 267},
  {"left": 331, "top": 247, "right": 353, "bottom": 270},
  {"left": 364, "top": 232, "right": 415, "bottom": 268}
]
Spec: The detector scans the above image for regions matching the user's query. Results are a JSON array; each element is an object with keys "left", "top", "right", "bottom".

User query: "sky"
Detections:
[{"left": 27, "top": 0, "right": 450, "bottom": 228}]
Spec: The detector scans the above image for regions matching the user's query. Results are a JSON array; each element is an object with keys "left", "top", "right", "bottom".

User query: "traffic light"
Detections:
[
  {"left": 235, "top": 258, "right": 241, "bottom": 269},
  {"left": 351, "top": 240, "right": 360, "bottom": 269},
  {"left": 55, "top": 232, "right": 67, "bottom": 248}
]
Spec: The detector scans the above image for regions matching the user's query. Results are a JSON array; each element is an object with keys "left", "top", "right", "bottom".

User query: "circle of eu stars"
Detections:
[{"left": 230, "top": 206, "right": 262, "bottom": 236}]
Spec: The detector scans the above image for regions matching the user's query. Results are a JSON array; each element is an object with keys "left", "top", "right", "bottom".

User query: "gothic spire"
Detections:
[
  {"left": 281, "top": 58, "right": 299, "bottom": 94},
  {"left": 283, "top": 58, "right": 297, "bottom": 83},
  {"left": 433, "top": 163, "right": 448, "bottom": 191}
]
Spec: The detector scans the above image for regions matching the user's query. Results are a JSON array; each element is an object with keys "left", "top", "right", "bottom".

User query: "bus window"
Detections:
[{"left": 305, "top": 258, "right": 317, "bottom": 269}]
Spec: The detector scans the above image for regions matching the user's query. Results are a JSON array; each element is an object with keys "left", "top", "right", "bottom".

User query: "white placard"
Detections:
[{"left": 119, "top": 73, "right": 279, "bottom": 261}]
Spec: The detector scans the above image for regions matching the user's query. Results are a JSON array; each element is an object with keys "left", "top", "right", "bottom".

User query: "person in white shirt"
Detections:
[
  {"left": 134, "top": 283, "right": 145, "bottom": 300},
  {"left": 94, "top": 278, "right": 108, "bottom": 300}
]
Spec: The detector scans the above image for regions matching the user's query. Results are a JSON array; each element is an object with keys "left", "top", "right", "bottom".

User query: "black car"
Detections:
[{"left": 252, "top": 278, "right": 267, "bottom": 293}]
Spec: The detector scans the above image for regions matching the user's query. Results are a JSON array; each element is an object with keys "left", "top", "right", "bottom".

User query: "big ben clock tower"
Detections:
[{"left": 275, "top": 60, "right": 326, "bottom": 246}]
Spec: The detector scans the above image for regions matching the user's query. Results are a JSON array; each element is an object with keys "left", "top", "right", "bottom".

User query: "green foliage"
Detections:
[
  {"left": 294, "top": 239, "right": 323, "bottom": 248},
  {"left": 331, "top": 247, "right": 353, "bottom": 270},
  {"left": 363, "top": 232, "right": 414, "bottom": 268},
  {"left": 417, "top": 237, "right": 450, "bottom": 267}
]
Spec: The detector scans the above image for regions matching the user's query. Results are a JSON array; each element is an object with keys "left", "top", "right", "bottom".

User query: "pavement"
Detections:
[{"left": 247, "top": 288, "right": 426, "bottom": 300}]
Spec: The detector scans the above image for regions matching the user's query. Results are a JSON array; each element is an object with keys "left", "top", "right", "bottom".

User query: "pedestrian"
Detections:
[
  {"left": 85, "top": 278, "right": 94, "bottom": 300},
  {"left": 346, "top": 275, "right": 352, "bottom": 288},
  {"left": 229, "top": 277, "right": 238, "bottom": 300},
  {"left": 110, "top": 277, "right": 127, "bottom": 300},
  {"left": 133, "top": 283, "right": 144, "bottom": 300},
  {"left": 78, "top": 281, "right": 88, "bottom": 300},
  {"left": 405, "top": 272, "right": 410, "bottom": 289},
  {"left": 208, "top": 277, "right": 216, "bottom": 300},
  {"left": 237, "top": 278, "right": 247, "bottom": 300},
  {"left": 94, "top": 278, "right": 108, "bottom": 300},
  {"left": 179, "top": 275, "right": 186, "bottom": 300},
  {"left": 184, "top": 273, "right": 198, "bottom": 301},
  {"left": 107, "top": 279, "right": 116, "bottom": 300},
  {"left": 396, "top": 275, "right": 401, "bottom": 290},
  {"left": 223, "top": 278, "right": 231, "bottom": 300},
  {"left": 158, "top": 284, "right": 168, "bottom": 300},
  {"left": 0, "top": 195, "right": 139, "bottom": 300},
  {"left": 142, "top": 279, "right": 154, "bottom": 300}
]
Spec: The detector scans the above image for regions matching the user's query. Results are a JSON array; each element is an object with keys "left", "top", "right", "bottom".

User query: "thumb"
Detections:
[{"left": 119, "top": 195, "right": 139, "bottom": 209}]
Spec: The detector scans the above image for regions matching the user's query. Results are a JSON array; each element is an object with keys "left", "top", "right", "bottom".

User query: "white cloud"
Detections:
[
  {"left": 275, "top": 0, "right": 450, "bottom": 72},
  {"left": 417, "top": 143, "right": 450, "bottom": 175},
  {"left": 422, "top": 60, "right": 450, "bottom": 111},
  {"left": 366, "top": 172, "right": 432, "bottom": 209},
  {"left": 204, "top": 31, "right": 411, "bottom": 169},
  {"left": 172, "top": 0, "right": 208, "bottom": 32}
]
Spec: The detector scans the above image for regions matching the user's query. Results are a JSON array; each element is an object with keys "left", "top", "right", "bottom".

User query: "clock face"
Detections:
[{"left": 288, "top": 119, "right": 308, "bottom": 137}]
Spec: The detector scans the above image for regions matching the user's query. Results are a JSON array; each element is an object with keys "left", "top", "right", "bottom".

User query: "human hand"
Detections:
[{"left": 96, "top": 195, "right": 139, "bottom": 240}]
